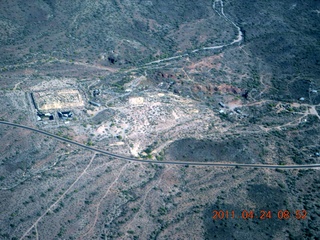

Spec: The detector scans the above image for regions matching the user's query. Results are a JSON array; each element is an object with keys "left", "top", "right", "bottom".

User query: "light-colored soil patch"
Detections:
[
  {"left": 225, "top": 99, "right": 242, "bottom": 110},
  {"left": 109, "top": 142, "right": 125, "bottom": 146},
  {"left": 34, "top": 89, "right": 84, "bottom": 111},
  {"left": 129, "top": 97, "right": 144, "bottom": 105}
]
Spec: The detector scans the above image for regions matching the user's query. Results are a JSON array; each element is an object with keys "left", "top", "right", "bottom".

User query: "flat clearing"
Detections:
[{"left": 34, "top": 89, "right": 84, "bottom": 111}]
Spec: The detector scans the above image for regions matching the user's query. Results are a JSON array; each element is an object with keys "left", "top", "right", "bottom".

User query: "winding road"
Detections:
[
  {"left": 2, "top": 2, "right": 318, "bottom": 240},
  {"left": 1, "top": 1, "right": 318, "bottom": 170},
  {"left": 1, "top": 121, "right": 319, "bottom": 169},
  {"left": 145, "top": 0, "right": 243, "bottom": 65}
]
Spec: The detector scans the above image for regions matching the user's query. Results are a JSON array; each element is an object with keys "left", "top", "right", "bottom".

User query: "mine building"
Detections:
[
  {"left": 219, "top": 102, "right": 225, "bottom": 108},
  {"left": 93, "top": 89, "right": 101, "bottom": 97},
  {"left": 89, "top": 101, "right": 101, "bottom": 107},
  {"left": 58, "top": 111, "right": 73, "bottom": 120},
  {"left": 37, "top": 112, "right": 54, "bottom": 121},
  {"left": 235, "top": 108, "right": 242, "bottom": 114},
  {"left": 30, "top": 92, "right": 39, "bottom": 110}
]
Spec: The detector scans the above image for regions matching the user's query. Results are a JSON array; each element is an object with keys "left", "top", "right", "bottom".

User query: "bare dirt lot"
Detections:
[{"left": 34, "top": 89, "right": 84, "bottom": 111}]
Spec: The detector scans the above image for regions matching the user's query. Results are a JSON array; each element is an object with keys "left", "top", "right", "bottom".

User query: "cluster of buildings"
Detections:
[
  {"left": 31, "top": 92, "right": 75, "bottom": 123},
  {"left": 36, "top": 111, "right": 74, "bottom": 122},
  {"left": 31, "top": 88, "right": 103, "bottom": 124}
]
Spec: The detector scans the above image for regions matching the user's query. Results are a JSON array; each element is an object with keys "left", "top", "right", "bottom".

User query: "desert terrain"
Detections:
[{"left": 0, "top": 0, "right": 319, "bottom": 239}]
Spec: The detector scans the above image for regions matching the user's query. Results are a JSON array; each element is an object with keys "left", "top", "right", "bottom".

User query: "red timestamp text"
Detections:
[{"left": 212, "top": 210, "right": 307, "bottom": 220}]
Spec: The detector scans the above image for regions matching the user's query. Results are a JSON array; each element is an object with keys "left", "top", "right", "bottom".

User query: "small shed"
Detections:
[{"left": 89, "top": 101, "right": 101, "bottom": 107}]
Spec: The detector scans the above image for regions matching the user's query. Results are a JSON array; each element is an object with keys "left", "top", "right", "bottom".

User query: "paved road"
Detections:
[{"left": 1, "top": 121, "right": 319, "bottom": 169}]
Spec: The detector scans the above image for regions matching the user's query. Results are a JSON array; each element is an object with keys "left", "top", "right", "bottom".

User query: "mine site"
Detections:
[{"left": 0, "top": 0, "right": 319, "bottom": 239}]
